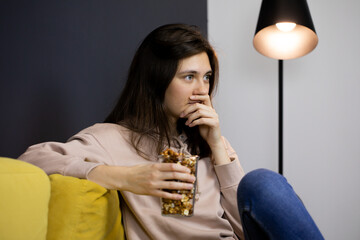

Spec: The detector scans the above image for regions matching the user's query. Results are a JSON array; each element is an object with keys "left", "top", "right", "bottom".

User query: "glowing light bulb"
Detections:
[{"left": 276, "top": 22, "right": 297, "bottom": 32}]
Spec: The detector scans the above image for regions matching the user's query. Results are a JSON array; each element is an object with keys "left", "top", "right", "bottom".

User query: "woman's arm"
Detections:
[
  {"left": 88, "top": 163, "right": 195, "bottom": 200},
  {"left": 181, "top": 95, "right": 245, "bottom": 236},
  {"left": 19, "top": 125, "right": 196, "bottom": 200},
  {"left": 18, "top": 133, "right": 108, "bottom": 178},
  {"left": 213, "top": 137, "right": 245, "bottom": 237},
  {"left": 180, "top": 94, "right": 231, "bottom": 165}
]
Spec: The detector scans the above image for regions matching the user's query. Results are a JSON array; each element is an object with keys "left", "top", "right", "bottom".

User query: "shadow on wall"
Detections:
[{"left": 0, "top": 0, "right": 207, "bottom": 158}]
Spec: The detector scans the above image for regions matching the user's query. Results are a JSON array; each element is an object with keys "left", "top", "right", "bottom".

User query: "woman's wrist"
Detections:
[
  {"left": 209, "top": 139, "right": 231, "bottom": 166},
  {"left": 87, "top": 165, "right": 126, "bottom": 190}
]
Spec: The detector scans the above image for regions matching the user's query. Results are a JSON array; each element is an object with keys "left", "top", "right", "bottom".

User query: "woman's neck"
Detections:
[{"left": 168, "top": 118, "right": 179, "bottom": 137}]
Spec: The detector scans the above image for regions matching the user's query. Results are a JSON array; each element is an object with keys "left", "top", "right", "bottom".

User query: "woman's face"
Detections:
[{"left": 164, "top": 52, "right": 212, "bottom": 125}]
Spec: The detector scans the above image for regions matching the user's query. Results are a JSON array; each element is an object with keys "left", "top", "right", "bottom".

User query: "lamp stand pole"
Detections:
[{"left": 279, "top": 60, "right": 283, "bottom": 175}]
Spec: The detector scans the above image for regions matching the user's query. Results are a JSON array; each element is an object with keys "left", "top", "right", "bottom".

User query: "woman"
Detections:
[{"left": 19, "top": 24, "right": 324, "bottom": 240}]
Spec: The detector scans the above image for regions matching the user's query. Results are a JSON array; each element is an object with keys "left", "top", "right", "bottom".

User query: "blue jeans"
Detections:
[{"left": 237, "top": 169, "right": 324, "bottom": 240}]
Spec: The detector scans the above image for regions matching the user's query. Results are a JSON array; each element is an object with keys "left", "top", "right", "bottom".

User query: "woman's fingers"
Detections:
[
  {"left": 157, "top": 180, "right": 194, "bottom": 191},
  {"left": 147, "top": 164, "right": 196, "bottom": 200},
  {"left": 189, "top": 94, "right": 212, "bottom": 106},
  {"left": 186, "top": 109, "right": 217, "bottom": 127},
  {"left": 159, "top": 171, "right": 196, "bottom": 183},
  {"left": 139, "top": 163, "right": 195, "bottom": 185},
  {"left": 156, "top": 162, "right": 191, "bottom": 174},
  {"left": 181, "top": 102, "right": 213, "bottom": 118},
  {"left": 151, "top": 189, "right": 184, "bottom": 200},
  {"left": 180, "top": 94, "right": 212, "bottom": 118},
  {"left": 181, "top": 103, "right": 218, "bottom": 127},
  {"left": 179, "top": 95, "right": 223, "bottom": 147},
  {"left": 188, "top": 117, "right": 218, "bottom": 128},
  {"left": 148, "top": 163, "right": 195, "bottom": 182}
]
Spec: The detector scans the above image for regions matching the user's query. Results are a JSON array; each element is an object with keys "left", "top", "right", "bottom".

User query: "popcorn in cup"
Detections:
[{"left": 159, "top": 149, "right": 198, "bottom": 217}]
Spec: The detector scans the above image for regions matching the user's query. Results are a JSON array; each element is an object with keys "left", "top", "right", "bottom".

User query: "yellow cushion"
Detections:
[
  {"left": 47, "top": 174, "right": 124, "bottom": 240},
  {"left": 0, "top": 157, "right": 50, "bottom": 240}
]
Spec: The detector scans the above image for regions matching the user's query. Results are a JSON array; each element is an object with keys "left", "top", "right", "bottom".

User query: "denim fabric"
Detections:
[{"left": 237, "top": 169, "right": 324, "bottom": 240}]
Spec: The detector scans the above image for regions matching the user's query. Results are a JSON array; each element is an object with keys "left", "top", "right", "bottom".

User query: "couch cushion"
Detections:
[
  {"left": 47, "top": 174, "right": 124, "bottom": 240},
  {"left": 0, "top": 157, "right": 50, "bottom": 240}
]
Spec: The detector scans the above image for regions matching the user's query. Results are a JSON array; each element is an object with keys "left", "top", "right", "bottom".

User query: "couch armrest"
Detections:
[{"left": 0, "top": 157, "right": 50, "bottom": 240}]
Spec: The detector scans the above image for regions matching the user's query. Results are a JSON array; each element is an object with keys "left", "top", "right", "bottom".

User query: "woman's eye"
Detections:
[
  {"left": 204, "top": 75, "right": 211, "bottom": 82},
  {"left": 185, "top": 75, "right": 193, "bottom": 81}
]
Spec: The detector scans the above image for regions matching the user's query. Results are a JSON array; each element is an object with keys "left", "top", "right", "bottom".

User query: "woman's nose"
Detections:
[{"left": 193, "top": 80, "right": 209, "bottom": 95}]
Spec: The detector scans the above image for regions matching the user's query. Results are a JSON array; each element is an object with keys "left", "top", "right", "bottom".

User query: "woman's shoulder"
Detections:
[
  {"left": 81, "top": 122, "right": 127, "bottom": 132},
  {"left": 73, "top": 123, "right": 131, "bottom": 141}
]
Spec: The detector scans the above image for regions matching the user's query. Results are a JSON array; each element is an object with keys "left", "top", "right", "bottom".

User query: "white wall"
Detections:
[{"left": 208, "top": 0, "right": 360, "bottom": 239}]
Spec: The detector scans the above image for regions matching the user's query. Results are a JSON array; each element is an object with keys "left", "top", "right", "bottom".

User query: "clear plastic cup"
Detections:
[{"left": 159, "top": 153, "right": 198, "bottom": 217}]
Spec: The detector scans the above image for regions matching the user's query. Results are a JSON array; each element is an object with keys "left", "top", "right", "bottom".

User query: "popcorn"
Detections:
[{"left": 160, "top": 149, "right": 198, "bottom": 217}]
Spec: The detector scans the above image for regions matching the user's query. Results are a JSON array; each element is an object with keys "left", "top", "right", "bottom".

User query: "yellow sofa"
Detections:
[{"left": 0, "top": 157, "right": 124, "bottom": 240}]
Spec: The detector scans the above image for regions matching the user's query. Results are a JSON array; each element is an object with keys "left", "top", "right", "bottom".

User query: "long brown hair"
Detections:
[{"left": 105, "top": 24, "right": 219, "bottom": 158}]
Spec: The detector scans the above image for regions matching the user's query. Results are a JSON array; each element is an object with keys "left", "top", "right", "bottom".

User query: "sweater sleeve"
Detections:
[
  {"left": 18, "top": 127, "right": 112, "bottom": 179},
  {"left": 213, "top": 137, "right": 245, "bottom": 239}
]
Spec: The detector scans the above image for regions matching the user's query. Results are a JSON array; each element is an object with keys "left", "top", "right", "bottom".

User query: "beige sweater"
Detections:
[{"left": 19, "top": 123, "right": 245, "bottom": 240}]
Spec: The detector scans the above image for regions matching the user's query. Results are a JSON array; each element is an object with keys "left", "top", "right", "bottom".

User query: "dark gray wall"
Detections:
[{"left": 0, "top": 0, "right": 207, "bottom": 158}]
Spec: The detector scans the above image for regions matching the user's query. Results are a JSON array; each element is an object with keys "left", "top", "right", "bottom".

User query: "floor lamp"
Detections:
[{"left": 253, "top": 0, "right": 318, "bottom": 175}]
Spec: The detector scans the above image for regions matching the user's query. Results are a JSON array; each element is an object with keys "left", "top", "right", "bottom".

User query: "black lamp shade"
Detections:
[{"left": 254, "top": 0, "right": 318, "bottom": 60}]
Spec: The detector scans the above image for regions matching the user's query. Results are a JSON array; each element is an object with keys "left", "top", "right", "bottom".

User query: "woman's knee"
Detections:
[
  {"left": 237, "top": 168, "right": 288, "bottom": 203},
  {"left": 238, "top": 168, "right": 283, "bottom": 190}
]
